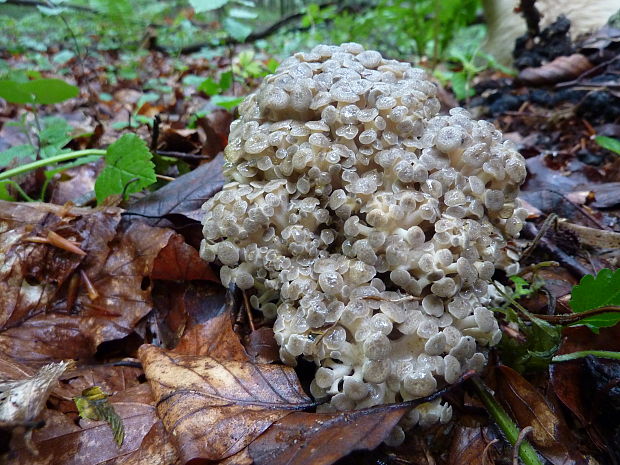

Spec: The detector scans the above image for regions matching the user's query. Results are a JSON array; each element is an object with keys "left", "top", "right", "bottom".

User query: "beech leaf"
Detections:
[{"left": 138, "top": 344, "right": 314, "bottom": 462}]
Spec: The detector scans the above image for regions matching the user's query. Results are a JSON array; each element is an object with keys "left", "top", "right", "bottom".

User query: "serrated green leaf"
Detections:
[
  {"left": 595, "top": 136, "right": 620, "bottom": 155},
  {"left": 223, "top": 16, "right": 252, "bottom": 42},
  {"left": 210, "top": 94, "right": 244, "bottom": 110},
  {"left": 74, "top": 386, "right": 124, "bottom": 447},
  {"left": 189, "top": 0, "right": 228, "bottom": 12},
  {"left": 569, "top": 268, "right": 620, "bottom": 328},
  {"left": 0, "top": 144, "right": 36, "bottom": 168},
  {"left": 95, "top": 134, "right": 156, "bottom": 203}
]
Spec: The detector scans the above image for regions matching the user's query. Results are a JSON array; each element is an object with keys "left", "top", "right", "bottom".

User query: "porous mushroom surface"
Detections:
[{"left": 200, "top": 43, "right": 527, "bottom": 430}]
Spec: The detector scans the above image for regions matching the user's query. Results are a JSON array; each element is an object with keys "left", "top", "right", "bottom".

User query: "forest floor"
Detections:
[{"left": 1, "top": 21, "right": 620, "bottom": 465}]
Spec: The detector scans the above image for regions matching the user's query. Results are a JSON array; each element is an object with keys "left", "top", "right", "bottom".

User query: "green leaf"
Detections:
[
  {"left": 197, "top": 77, "right": 221, "bottom": 96},
  {"left": 189, "top": 0, "right": 229, "bottom": 12},
  {"left": 569, "top": 268, "right": 620, "bottom": 328},
  {"left": 22, "top": 78, "right": 79, "bottom": 104},
  {"left": 219, "top": 70, "right": 233, "bottom": 91},
  {"left": 0, "top": 144, "right": 36, "bottom": 168},
  {"left": 0, "top": 78, "right": 79, "bottom": 105},
  {"left": 210, "top": 95, "right": 244, "bottom": 110},
  {"left": 40, "top": 116, "right": 73, "bottom": 147},
  {"left": 0, "top": 80, "right": 34, "bottom": 104},
  {"left": 595, "top": 135, "right": 620, "bottom": 155},
  {"left": 95, "top": 134, "right": 156, "bottom": 203},
  {"left": 0, "top": 181, "right": 15, "bottom": 201},
  {"left": 74, "top": 386, "right": 124, "bottom": 447},
  {"left": 223, "top": 16, "right": 253, "bottom": 42}
]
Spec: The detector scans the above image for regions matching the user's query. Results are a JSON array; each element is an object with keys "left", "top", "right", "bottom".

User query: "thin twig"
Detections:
[
  {"left": 513, "top": 426, "right": 534, "bottom": 465},
  {"left": 155, "top": 150, "right": 210, "bottom": 161},
  {"left": 242, "top": 290, "right": 256, "bottom": 332},
  {"left": 520, "top": 214, "right": 557, "bottom": 261}
]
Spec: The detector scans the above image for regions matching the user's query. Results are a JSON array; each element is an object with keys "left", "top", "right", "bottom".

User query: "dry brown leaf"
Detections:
[
  {"left": 518, "top": 54, "right": 592, "bottom": 85},
  {"left": 138, "top": 344, "right": 314, "bottom": 462},
  {"left": 496, "top": 365, "right": 588, "bottom": 465}
]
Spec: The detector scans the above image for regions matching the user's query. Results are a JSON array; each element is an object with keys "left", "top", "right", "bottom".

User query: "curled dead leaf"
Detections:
[{"left": 519, "top": 54, "right": 593, "bottom": 85}]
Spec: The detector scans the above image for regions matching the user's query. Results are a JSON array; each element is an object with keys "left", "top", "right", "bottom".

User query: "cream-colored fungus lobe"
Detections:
[{"left": 200, "top": 43, "right": 527, "bottom": 443}]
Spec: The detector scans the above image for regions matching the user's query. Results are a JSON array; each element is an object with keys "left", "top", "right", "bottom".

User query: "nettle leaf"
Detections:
[
  {"left": 74, "top": 386, "right": 125, "bottom": 447},
  {"left": 95, "top": 134, "right": 156, "bottom": 204},
  {"left": 190, "top": 0, "right": 229, "bottom": 12},
  {"left": 569, "top": 268, "right": 620, "bottom": 328},
  {"left": 595, "top": 136, "right": 620, "bottom": 156},
  {"left": 223, "top": 16, "right": 253, "bottom": 42}
]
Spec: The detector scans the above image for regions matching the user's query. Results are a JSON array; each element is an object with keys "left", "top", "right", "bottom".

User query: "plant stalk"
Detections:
[
  {"left": 0, "top": 149, "right": 106, "bottom": 182},
  {"left": 552, "top": 350, "right": 620, "bottom": 363},
  {"left": 471, "top": 376, "right": 543, "bottom": 465}
]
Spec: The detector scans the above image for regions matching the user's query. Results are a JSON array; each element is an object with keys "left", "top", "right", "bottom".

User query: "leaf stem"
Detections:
[
  {"left": 0, "top": 149, "right": 106, "bottom": 182},
  {"left": 552, "top": 350, "right": 620, "bottom": 363},
  {"left": 471, "top": 377, "right": 543, "bottom": 465}
]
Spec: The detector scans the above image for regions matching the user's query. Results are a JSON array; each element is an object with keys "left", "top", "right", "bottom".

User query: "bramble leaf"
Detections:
[
  {"left": 569, "top": 268, "right": 620, "bottom": 328},
  {"left": 95, "top": 134, "right": 156, "bottom": 203}
]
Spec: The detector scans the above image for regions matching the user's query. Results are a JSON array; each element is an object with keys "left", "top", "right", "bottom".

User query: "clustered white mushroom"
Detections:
[{"left": 200, "top": 44, "right": 528, "bottom": 441}]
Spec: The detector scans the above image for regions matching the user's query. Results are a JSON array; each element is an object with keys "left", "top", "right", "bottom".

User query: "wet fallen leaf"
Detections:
[
  {"left": 246, "top": 326, "right": 281, "bottom": 364},
  {"left": 125, "top": 153, "right": 224, "bottom": 225},
  {"left": 138, "top": 344, "right": 315, "bottom": 462},
  {"left": 495, "top": 365, "right": 588, "bottom": 465},
  {"left": 448, "top": 424, "right": 498, "bottom": 465},
  {"left": 151, "top": 232, "right": 218, "bottom": 282},
  {"left": 0, "top": 201, "right": 178, "bottom": 366},
  {"left": 551, "top": 325, "right": 620, "bottom": 418},
  {"left": 8, "top": 383, "right": 161, "bottom": 465}
]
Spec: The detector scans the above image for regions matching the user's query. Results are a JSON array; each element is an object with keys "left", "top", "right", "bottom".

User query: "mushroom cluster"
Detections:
[{"left": 200, "top": 44, "right": 527, "bottom": 439}]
